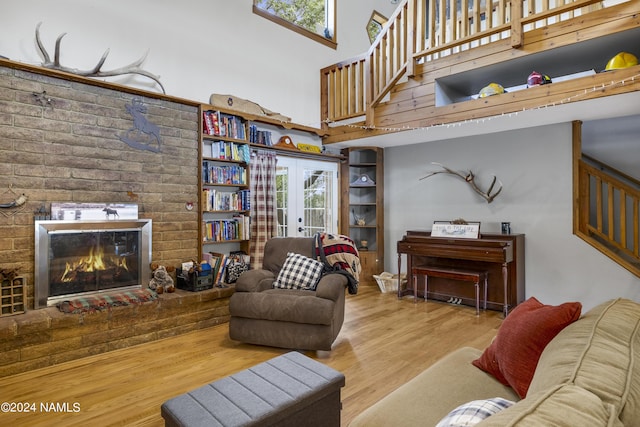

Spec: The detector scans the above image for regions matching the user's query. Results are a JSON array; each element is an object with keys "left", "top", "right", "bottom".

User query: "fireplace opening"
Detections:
[{"left": 35, "top": 220, "right": 152, "bottom": 308}]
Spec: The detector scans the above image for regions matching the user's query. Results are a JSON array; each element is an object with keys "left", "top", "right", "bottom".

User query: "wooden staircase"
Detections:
[{"left": 573, "top": 122, "right": 640, "bottom": 277}]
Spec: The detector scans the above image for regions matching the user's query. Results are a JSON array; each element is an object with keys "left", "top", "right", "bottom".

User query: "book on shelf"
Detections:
[
  {"left": 232, "top": 213, "right": 250, "bottom": 240},
  {"left": 202, "top": 188, "right": 250, "bottom": 212},
  {"left": 216, "top": 255, "right": 229, "bottom": 285},
  {"left": 219, "top": 113, "right": 246, "bottom": 139},
  {"left": 202, "top": 110, "right": 220, "bottom": 136},
  {"left": 206, "top": 141, "right": 250, "bottom": 163},
  {"left": 202, "top": 162, "right": 247, "bottom": 185},
  {"left": 248, "top": 124, "right": 273, "bottom": 146},
  {"left": 203, "top": 111, "right": 246, "bottom": 139},
  {"left": 203, "top": 216, "right": 251, "bottom": 242},
  {"left": 207, "top": 251, "right": 225, "bottom": 285}
]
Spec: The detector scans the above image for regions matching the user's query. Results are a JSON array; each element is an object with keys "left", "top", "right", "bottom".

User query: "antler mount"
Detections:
[
  {"left": 420, "top": 162, "right": 503, "bottom": 203},
  {"left": 35, "top": 22, "right": 165, "bottom": 94}
]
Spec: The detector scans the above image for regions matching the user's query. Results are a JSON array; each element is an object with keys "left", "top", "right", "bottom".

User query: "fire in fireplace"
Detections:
[{"left": 35, "top": 220, "right": 152, "bottom": 308}]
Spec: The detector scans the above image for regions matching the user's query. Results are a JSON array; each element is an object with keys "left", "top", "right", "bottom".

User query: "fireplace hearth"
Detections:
[{"left": 35, "top": 220, "right": 152, "bottom": 308}]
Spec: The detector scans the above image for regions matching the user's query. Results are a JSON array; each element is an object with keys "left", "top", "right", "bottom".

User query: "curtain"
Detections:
[{"left": 249, "top": 150, "right": 278, "bottom": 270}]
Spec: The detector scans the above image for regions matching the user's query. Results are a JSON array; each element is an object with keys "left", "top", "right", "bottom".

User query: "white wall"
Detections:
[
  {"left": 4, "top": 1, "right": 638, "bottom": 310},
  {"left": 0, "top": 0, "right": 397, "bottom": 128},
  {"left": 385, "top": 123, "right": 640, "bottom": 311}
]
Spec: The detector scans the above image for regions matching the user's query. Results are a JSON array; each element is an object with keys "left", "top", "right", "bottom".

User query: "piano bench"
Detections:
[{"left": 412, "top": 266, "right": 488, "bottom": 315}]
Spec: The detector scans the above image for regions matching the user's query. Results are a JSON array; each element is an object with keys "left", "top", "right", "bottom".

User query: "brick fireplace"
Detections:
[{"left": 0, "top": 60, "right": 233, "bottom": 377}]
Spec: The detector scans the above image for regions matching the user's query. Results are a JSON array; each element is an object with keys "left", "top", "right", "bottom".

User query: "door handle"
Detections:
[{"left": 298, "top": 227, "right": 305, "bottom": 232}]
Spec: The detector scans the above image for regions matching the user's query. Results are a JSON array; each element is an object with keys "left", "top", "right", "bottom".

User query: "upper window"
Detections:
[
  {"left": 253, "top": 0, "right": 336, "bottom": 49},
  {"left": 367, "top": 11, "right": 388, "bottom": 44}
]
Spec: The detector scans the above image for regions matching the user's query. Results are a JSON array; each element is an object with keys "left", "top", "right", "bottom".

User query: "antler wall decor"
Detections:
[
  {"left": 419, "top": 162, "right": 503, "bottom": 203},
  {"left": 35, "top": 22, "right": 166, "bottom": 94}
]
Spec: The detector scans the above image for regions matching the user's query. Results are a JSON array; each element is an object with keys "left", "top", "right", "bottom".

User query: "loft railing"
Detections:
[
  {"left": 576, "top": 154, "right": 640, "bottom": 277},
  {"left": 320, "top": 0, "right": 607, "bottom": 127}
]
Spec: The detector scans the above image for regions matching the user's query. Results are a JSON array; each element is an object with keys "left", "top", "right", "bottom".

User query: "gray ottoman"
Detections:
[{"left": 161, "top": 352, "right": 346, "bottom": 427}]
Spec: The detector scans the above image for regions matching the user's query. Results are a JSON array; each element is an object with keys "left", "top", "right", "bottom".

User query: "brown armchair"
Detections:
[{"left": 228, "top": 236, "right": 350, "bottom": 351}]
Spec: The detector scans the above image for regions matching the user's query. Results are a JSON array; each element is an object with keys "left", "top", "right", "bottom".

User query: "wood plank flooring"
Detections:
[{"left": 0, "top": 286, "right": 503, "bottom": 427}]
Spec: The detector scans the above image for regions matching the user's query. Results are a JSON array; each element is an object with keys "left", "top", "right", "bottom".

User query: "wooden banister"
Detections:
[
  {"left": 320, "top": 0, "right": 614, "bottom": 127},
  {"left": 575, "top": 156, "right": 640, "bottom": 276}
]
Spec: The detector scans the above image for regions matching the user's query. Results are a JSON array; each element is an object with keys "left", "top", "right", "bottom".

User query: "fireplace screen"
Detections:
[{"left": 35, "top": 220, "right": 152, "bottom": 308}]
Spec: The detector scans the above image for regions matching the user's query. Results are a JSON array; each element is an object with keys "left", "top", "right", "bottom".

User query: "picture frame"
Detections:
[{"left": 431, "top": 221, "right": 481, "bottom": 239}]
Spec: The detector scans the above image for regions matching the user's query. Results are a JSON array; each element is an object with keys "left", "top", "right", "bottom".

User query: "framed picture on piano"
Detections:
[{"left": 431, "top": 221, "right": 481, "bottom": 239}]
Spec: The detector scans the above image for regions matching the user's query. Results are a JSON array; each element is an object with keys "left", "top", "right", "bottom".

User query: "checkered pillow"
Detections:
[
  {"left": 272, "top": 252, "right": 324, "bottom": 291},
  {"left": 435, "top": 397, "right": 515, "bottom": 427}
]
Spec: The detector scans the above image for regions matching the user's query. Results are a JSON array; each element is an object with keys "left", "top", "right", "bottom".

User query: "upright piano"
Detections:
[{"left": 397, "top": 230, "right": 525, "bottom": 316}]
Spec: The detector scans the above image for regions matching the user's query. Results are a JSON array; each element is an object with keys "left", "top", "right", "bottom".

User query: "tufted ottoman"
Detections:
[{"left": 161, "top": 351, "right": 345, "bottom": 427}]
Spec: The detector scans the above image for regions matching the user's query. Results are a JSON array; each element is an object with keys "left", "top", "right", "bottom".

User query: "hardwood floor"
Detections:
[{"left": 0, "top": 286, "right": 503, "bottom": 427}]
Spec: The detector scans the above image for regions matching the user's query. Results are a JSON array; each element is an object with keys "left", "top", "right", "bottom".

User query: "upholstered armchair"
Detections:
[{"left": 229, "top": 236, "right": 354, "bottom": 351}]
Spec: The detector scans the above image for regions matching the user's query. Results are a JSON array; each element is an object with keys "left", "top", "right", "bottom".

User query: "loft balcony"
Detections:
[{"left": 320, "top": 0, "right": 640, "bottom": 146}]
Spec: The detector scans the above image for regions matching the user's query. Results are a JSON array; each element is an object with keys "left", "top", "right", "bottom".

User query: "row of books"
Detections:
[
  {"left": 248, "top": 124, "right": 273, "bottom": 146},
  {"left": 203, "top": 214, "right": 250, "bottom": 242},
  {"left": 204, "top": 141, "right": 250, "bottom": 162},
  {"left": 203, "top": 251, "right": 250, "bottom": 286},
  {"left": 202, "top": 111, "right": 246, "bottom": 139},
  {"left": 202, "top": 189, "right": 250, "bottom": 212},
  {"left": 202, "top": 162, "right": 247, "bottom": 185}
]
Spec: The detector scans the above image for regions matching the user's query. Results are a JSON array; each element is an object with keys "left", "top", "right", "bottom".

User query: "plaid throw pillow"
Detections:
[
  {"left": 272, "top": 252, "right": 324, "bottom": 291},
  {"left": 435, "top": 397, "right": 515, "bottom": 427}
]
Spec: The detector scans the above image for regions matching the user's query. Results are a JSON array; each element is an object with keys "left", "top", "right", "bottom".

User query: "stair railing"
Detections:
[
  {"left": 321, "top": 0, "right": 609, "bottom": 130},
  {"left": 576, "top": 154, "right": 640, "bottom": 277}
]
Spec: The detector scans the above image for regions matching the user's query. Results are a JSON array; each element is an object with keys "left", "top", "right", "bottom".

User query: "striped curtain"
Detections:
[{"left": 249, "top": 150, "right": 278, "bottom": 270}]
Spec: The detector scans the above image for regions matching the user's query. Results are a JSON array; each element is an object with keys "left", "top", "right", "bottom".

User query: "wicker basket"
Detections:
[{"left": 373, "top": 272, "right": 405, "bottom": 293}]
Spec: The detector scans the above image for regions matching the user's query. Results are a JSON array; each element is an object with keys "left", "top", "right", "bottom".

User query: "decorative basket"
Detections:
[{"left": 373, "top": 272, "right": 405, "bottom": 293}]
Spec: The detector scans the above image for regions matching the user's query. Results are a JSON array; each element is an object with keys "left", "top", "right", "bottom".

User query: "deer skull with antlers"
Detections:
[
  {"left": 35, "top": 22, "right": 165, "bottom": 94},
  {"left": 420, "top": 162, "right": 503, "bottom": 203}
]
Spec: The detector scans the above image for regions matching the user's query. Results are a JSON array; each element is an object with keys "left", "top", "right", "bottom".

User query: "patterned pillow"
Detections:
[
  {"left": 272, "top": 252, "right": 324, "bottom": 291},
  {"left": 435, "top": 397, "right": 515, "bottom": 427}
]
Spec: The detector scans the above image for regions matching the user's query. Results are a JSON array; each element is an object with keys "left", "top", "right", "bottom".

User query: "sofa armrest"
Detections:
[
  {"left": 235, "top": 269, "right": 276, "bottom": 292},
  {"left": 315, "top": 274, "right": 347, "bottom": 301}
]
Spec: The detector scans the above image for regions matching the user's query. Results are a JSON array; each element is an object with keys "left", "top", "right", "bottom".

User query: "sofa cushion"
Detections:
[
  {"left": 476, "top": 384, "right": 623, "bottom": 426},
  {"left": 273, "top": 252, "right": 324, "bottom": 291},
  {"left": 435, "top": 397, "right": 514, "bottom": 427},
  {"left": 472, "top": 297, "right": 582, "bottom": 398},
  {"left": 527, "top": 298, "right": 640, "bottom": 426}
]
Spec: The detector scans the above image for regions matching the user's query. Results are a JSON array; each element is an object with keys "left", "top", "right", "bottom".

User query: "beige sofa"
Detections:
[{"left": 350, "top": 298, "right": 640, "bottom": 426}]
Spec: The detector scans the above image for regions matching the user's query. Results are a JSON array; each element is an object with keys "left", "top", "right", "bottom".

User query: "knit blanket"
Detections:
[
  {"left": 315, "top": 233, "right": 361, "bottom": 295},
  {"left": 57, "top": 288, "right": 159, "bottom": 314}
]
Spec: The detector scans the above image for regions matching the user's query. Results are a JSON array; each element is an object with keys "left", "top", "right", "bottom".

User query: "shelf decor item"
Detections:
[
  {"left": 297, "top": 143, "right": 322, "bottom": 153},
  {"left": 352, "top": 209, "right": 366, "bottom": 226},
  {"left": 350, "top": 174, "right": 376, "bottom": 186},
  {"left": 273, "top": 135, "right": 300, "bottom": 150}
]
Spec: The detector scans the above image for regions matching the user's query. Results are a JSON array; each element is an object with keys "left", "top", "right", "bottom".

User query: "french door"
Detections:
[{"left": 275, "top": 157, "right": 338, "bottom": 237}]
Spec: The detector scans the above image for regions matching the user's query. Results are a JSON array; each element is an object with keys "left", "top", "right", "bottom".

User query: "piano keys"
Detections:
[{"left": 397, "top": 230, "right": 525, "bottom": 316}]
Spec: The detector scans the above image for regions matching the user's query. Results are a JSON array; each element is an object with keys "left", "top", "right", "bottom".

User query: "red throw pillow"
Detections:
[{"left": 472, "top": 297, "right": 582, "bottom": 398}]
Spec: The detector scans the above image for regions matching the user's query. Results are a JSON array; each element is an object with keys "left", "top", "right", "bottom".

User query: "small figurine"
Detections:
[{"left": 149, "top": 265, "right": 175, "bottom": 294}]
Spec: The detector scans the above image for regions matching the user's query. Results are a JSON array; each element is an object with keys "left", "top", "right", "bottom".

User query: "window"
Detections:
[
  {"left": 253, "top": 0, "right": 336, "bottom": 49},
  {"left": 367, "top": 11, "right": 388, "bottom": 44}
]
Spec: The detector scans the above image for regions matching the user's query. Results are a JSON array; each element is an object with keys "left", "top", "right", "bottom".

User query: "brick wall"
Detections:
[
  {"left": 0, "top": 62, "right": 235, "bottom": 376},
  {"left": 0, "top": 63, "right": 200, "bottom": 308}
]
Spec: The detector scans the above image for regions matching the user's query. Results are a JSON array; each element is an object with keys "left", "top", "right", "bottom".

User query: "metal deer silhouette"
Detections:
[
  {"left": 119, "top": 98, "right": 162, "bottom": 152},
  {"left": 35, "top": 22, "right": 165, "bottom": 94},
  {"left": 420, "top": 162, "right": 503, "bottom": 203}
]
